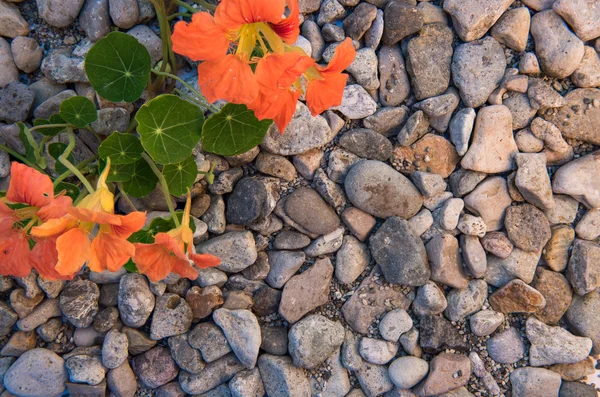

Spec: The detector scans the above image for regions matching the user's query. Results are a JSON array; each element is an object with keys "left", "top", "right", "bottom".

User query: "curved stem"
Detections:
[
  {"left": 29, "top": 124, "right": 69, "bottom": 132},
  {"left": 190, "top": 0, "right": 216, "bottom": 11},
  {"left": 168, "top": 12, "right": 192, "bottom": 21},
  {"left": 151, "top": 69, "right": 220, "bottom": 112},
  {"left": 173, "top": 0, "right": 196, "bottom": 13},
  {"left": 53, "top": 155, "right": 97, "bottom": 187},
  {"left": 59, "top": 132, "right": 95, "bottom": 194},
  {"left": 125, "top": 118, "right": 138, "bottom": 134},
  {"left": 117, "top": 182, "right": 138, "bottom": 211},
  {"left": 0, "top": 143, "right": 43, "bottom": 172},
  {"left": 142, "top": 153, "right": 180, "bottom": 227}
]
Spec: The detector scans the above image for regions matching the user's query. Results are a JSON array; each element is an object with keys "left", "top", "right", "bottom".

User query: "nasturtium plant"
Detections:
[
  {"left": 98, "top": 132, "right": 144, "bottom": 165},
  {"left": 54, "top": 181, "right": 79, "bottom": 201},
  {"left": 33, "top": 114, "right": 67, "bottom": 137},
  {"left": 162, "top": 155, "right": 198, "bottom": 196},
  {"left": 202, "top": 104, "right": 272, "bottom": 156},
  {"left": 136, "top": 95, "right": 204, "bottom": 165},
  {"left": 85, "top": 32, "right": 152, "bottom": 103},
  {"left": 48, "top": 142, "right": 76, "bottom": 175},
  {"left": 59, "top": 96, "right": 98, "bottom": 128},
  {"left": 119, "top": 158, "right": 159, "bottom": 198}
]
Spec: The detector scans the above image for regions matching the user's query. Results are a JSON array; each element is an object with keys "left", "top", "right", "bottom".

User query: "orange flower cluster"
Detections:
[
  {"left": 1, "top": 162, "right": 220, "bottom": 281},
  {"left": 172, "top": 0, "right": 357, "bottom": 132}
]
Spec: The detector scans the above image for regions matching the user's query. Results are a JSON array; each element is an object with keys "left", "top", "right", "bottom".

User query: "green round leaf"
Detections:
[
  {"left": 34, "top": 114, "right": 67, "bottom": 137},
  {"left": 55, "top": 182, "right": 79, "bottom": 201},
  {"left": 202, "top": 103, "right": 272, "bottom": 156},
  {"left": 85, "top": 32, "right": 152, "bottom": 102},
  {"left": 48, "top": 142, "right": 76, "bottom": 175},
  {"left": 120, "top": 158, "right": 158, "bottom": 198},
  {"left": 98, "top": 132, "right": 144, "bottom": 165},
  {"left": 59, "top": 96, "right": 98, "bottom": 128},
  {"left": 136, "top": 95, "right": 204, "bottom": 165},
  {"left": 162, "top": 155, "right": 198, "bottom": 196}
]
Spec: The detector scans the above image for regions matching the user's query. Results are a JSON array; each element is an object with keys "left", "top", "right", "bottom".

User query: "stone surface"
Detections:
[
  {"left": 461, "top": 106, "right": 517, "bottom": 174},
  {"left": 197, "top": 231, "right": 257, "bottom": 273},
  {"left": 443, "top": 0, "right": 513, "bottom": 42},
  {"left": 339, "top": 128, "right": 393, "bottom": 161},
  {"left": 335, "top": 236, "right": 370, "bottom": 284},
  {"left": 257, "top": 354, "right": 311, "bottom": 397},
  {"left": 133, "top": 347, "right": 179, "bottom": 389},
  {"left": 532, "top": 267, "right": 573, "bottom": 325},
  {"left": 489, "top": 280, "right": 547, "bottom": 314},
  {"left": 0, "top": 38, "right": 19, "bottom": 88},
  {"left": 60, "top": 280, "right": 100, "bottom": 328},
  {"left": 389, "top": 356, "right": 428, "bottom": 389},
  {"left": 359, "top": 337, "right": 398, "bottom": 365},
  {"left": 515, "top": 153, "right": 554, "bottom": 212},
  {"left": 188, "top": 323, "right": 231, "bottom": 363},
  {"left": 552, "top": 89, "right": 600, "bottom": 146},
  {"left": 65, "top": 355, "right": 107, "bottom": 386},
  {"left": 382, "top": 1, "right": 423, "bottom": 45},
  {"left": 511, "top": 367, "right": 562, "bottom": 397},
  {"left": 332, "top": 85, "right": 378, "bottom": 119},
  {"left": 491, "top": 7, "right": 530, "bottom": 52},
  {"left": 4, "top": 348, "right": 67, "bottom": 397},
  {"left": 412, "top": 281, "right": 448, "bottom": 317},
  {"left": 504, "top": 204, "right": 551, "bottom": 252},
  {"left": 378, "top": 46, "right": 410, "bottom": 107},
  {"left": 526, "top": 317, "right": 592, "bottom": 366},
  {"left": 470, "top": 310, "right": 504, "bottom": 337},
  {"left": 553, "top": 0, "right": 600, "bottom": 42},
  {"left": 487, "top": 327, "right": 525, "bottom": 364},
  {"left": 567, "top": 239, "right": 600, "bottom": 296},
  {"left": 553, "top": 151, "right": 600, "bottom": 209},
  {"left": 288, "top": 315, "right": 344, "bottom": 370},
  {"left": 413, "top": 353, "right": 471, "bottom": 396},
  {"left": 378, "top": 309, "right": 412, "bottom": 342},
  {"left": 284, "top": 187, "right": 340, "bottom": 235},
  {"left": 530, "top": 10, "right": 585, "bottom": 78},
  {"left": 572, "top": 46, "right": 600, "bottom": 88},
  {"left": 118, "top": 274, "right": 155, "bottom": 328},
  {"left": 444, "top": 280, "right": 487, "bottom": 322},
  {"left": 426, "top": 235, "right": 469, "bottom": 289},
  {"left": 213, "top": 309, "right": 260, "bottom": 369},
  {"left": 102, "top": 329, "right": 129, "bottom": 369},
  {"left": 392, "top": 133, "right": 460, "bottom": 178},
  {"left": 452, "top": 37, "right": 506, "bottom": 108},
  {"left": 464, "top": 177, "right": 513, "bottom": 231},
  {"left": 370, "top": 217, "right": 430, "bottom": 286},
  {"left": 419, "top": 315, "right": 467, "bottom": 353}
]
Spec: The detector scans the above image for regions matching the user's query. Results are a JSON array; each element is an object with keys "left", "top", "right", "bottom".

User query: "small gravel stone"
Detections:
[
  {"left": 66, "top": 355, "right": 107, "bottom": 385},
  {"left": 150, "top": 293, "right": 193, "bottom": 340},
  {"left": 197, "top": 231, "right": 258, "bottom": 273},
  {"left": 469, "top": 310, "right": 504, "bottom": 337},
  {"left": 412, "top": 281, "right": 448, "bottom": 317},
  {"left": 487, "top": 327, "right": 525, "bottom": 364},
  {"left": 388, "top": 356, "right": 428, "bottom": 389},
  {"left": 359, "top": 337, "right": 398, "bottom": 365},
  {"left": 118, "top": 274, "right": 155, "bottom": 328},
  {"left": 4, "top": 348, "right": 67, "bottom": 397},
  {"left": 102, "top": 329, "right": 128, "bottom": 369},
  {"left": 504, "top": 204, "right": 551, "bottom": 252},
  {"left": 60, "top": 280, "right": 100, "bottom": 328},
  {"left": 527, "top": 316, "right": 592, "bottom": 366},
  {"left": 213, "top": 309, "right": 260, "bottom": 369},
  {"left": 464, "top": 177, "right": 513, "bottom": 231},
  {"left": 444, "top": 279, "right": 487, "bottom": 322},
  {"left": 257, "top": 354, "right": 311, "bottom": 397},
  {"left": 443, "top": 0, "right": 512, "bottom": 41},
  {"left": 489, "top": 279, "right": 547, "bottom": 313},
  {"left": 511, "top": 367, "right": 562, "bottom": 397},
  {"left": 288, "top": 314, "right": 344, "bottom": 369},
  {"left": 413, "top": 352, "right": 471, "bottom": 396}
]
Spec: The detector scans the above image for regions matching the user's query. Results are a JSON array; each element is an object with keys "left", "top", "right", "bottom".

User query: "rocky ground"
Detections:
[{"left": 1, "top": 0, "right": 600, "bottom": 396}]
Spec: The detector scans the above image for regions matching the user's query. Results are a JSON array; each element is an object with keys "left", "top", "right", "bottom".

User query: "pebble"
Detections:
[
  {"left": 345, "top": 160, "right": 423, "bottom": 219},
  {"left": 480, "top": 231, "right": 514, "bottom": 259},
  {"left": 411, "top": 171, "right": 446, "bottom": 198},
  {"left": 443, "top": 0, "right": 512, "bottom": 42},
  {"left": 229, "top": 368, "right": 265, "bottom": 397},
  {"left": 551, "top": 89, "right": 600, "bottom": 146},
  {"left": 567, "top": 239, "right": 600, "bottom": 296},
  {"left": 335, "top": 236, "right": 370, "bottom": 284},
  {"left": 354, "top": 362, "right": 394, "bottom": 397},
  {"left": 339, "top": 128, "right": 393, "bottom": 161},
  {"left": 260, "top": 326, "right": 288, "bottom": 356},
  {"left": 127, "top": 24, "right": 163, "bottom": 65},
  {"left": 378, "top": 309, "right": 413, "bottom": 342},
  {"left": 317, "top": 0, "right": 346, "bottom": 25},
  {"left": 519, "top": 52, "right": 542, "bottom": 74},
  {"left": 370, "top": 217, "right": 430, "bottom": 286},
  {"left": 261, "top": 102, "right": 333, "bottom": 154},
  {"left": 553, "top": 0, "right": 600, "bottom": 42},
  {"left": 197, "top": 231, "right": 257, "bottom": 273},
  {"left": 413, "top": 352, "right": 471, "bottom": 396},
  {"left": 469, "top": 309, "right": 504, "bottom": 337},
  {"left": 511, "top": 367, "right": 562, "bottom": 397},
  {"left": 93, "top": 307, "right": 118, "bottom": 333},
  {"left": 213, "top": 309, "right": 260, "bottom": 369},
  {"left": 487, "top": 327, "right": 525, "bottom": 364},
  {"left": 109, "top": 0, "right": 139, "bottom": 29},
  {"left": 118, "top": 274, "right": 155, "bottom": 328},
  {"left": 359, "top": 337, "right": 398, "bottom": 365},
  {"left": 79, "top": 0, "right": 111, "bottom": 41},
  {"left": 444, "top": 279, "right": 487, "bottom": 321},
  {"left": 377, "top": 46, "right": 410, "bottom": 107},
  {"left": 188, "top": 322, "right": 231, "bottom": 363},
  {"left": 107, "top": 361, "right": 137, "bottom": 397},
  {"left": 10, "top": 37, "right": 42, "bottom": 74},
  {"left": 426, "top": 235, "right": 469, "bottom": 289},
  {"left": 396, "top": 110, "right": 429, "bottom": 146},
  {"left": 0, "top": 85, "right": 32, "bottom": 124},
  {"left": 464, "top": 177, "right": 513, "bottom": 231},
  {"left": 559, "top": 381, "right": 599, "bottom": 397},
  {"left": 504, "top": 204, "right": 551, "bottom": 252},
  {"left": 284, "top": 187, "right": 340, "bottom": 235},
  {"left": 133, "top": 346, "right": 179, "bottom": 389},
  {"left": 344, "top": 3, "right": 378, "bottom": 40},
  {"left": 364, "top": 9, "right": 384, "bottom": 49},
  {"left": 66, "top": 355, "right": 107, "bottom": 386},
  {"left": 452, "top": 37, "right": 506, "bottom": 108},
  {"left": 209, "top": 168, "right": 243, "bottom": 195},
  {"left": 102, "top": 329, "right": 128, "bottom": 369},
  {"left": 514, "top": 152, "right": 555, "bottom": 211},
  {"left": 448, "top": 108, "right": 475, "bottom": 156},
  {"left": 527, "top": 317, "right": 592, "bottom": 366},
  {"left": 419, "top": 315, "right": 467, "bottom": 353},
  {"left": 186, "top": 286, "right": 223, "bottom": 320},
  {"left": 4, "top": 348, "right": 67, "bottom": 397},
  {"left": 327, "top": 148, "right": 360, "bottom": 183},
  {"left": 412, "top": 280, "right": 448, "bottom": 317},
  {"left": 530, "top": 10, "right": 584, "bottom": 78},
  {"left": 489, "top": 279, "right": 547, "bottom": 313},
  {"left": 255, "top": 153, "right": 296, "bottom": 182},
  {"left": 405, "top": 24, "right": 454, "bottom": 100},
  {"left": 576, "top": 209, "right": 600, "bottom": 240},
  {"left": 439, "top": 198, "right": 464, "bottom": 230},
  {"left": 485, "top": 247, "right": 541, "bottom": 287},
  {"left": 257, "top": 354, "right": 310, "bottom": 397},
  {"left": 449, "top": 169, "right": 486, "bottom": 199},
  {"left": 388, "top": 356, "right": 428, "bottom": 389},
  {"left": 303, "top": 228, "right": 344, "bottom": 257},
  {"left": 60, "top": 280, "right": 100, "bottom": 328},
  {"left": 543, "top": 225, "right": 575, "bottom": 272},
  {"left": 91, "top": 108, "right": 130, "bottom": 135},
  {"left": 553, "top": 151, "right": 600, "bottom": 209},
  {"left": 226, "top": 178, "right": 267, "bottom": 226},
  {"left": 288, "top": 314, "right": 344, "bottom": 369},
  {"left": 313, "top": 168, "right": 347, "bottom": 208},
  {"left": 41, "top": 49, "right": 88, "bottom": 84},
  {"left": 382, "top": 1, "right": 423, "bottom": 45},
  {"left": 0, "top": 38, "right": 18, "bottom": 88},
  {"left": 150, "top": 293, "right": 192, "bottom": 340},
  {"left": 333, "top": 84, "right": 378, "bottom": 119},
  {"left": 1, "top": 330, "right": 36, "bottom": 356},
  {"left": 531, "top": 267, "right": 572, "bottom": 325},
  {"left": 265, "top": 250, "right": 306, "bottom": 289},
  {"left": 457, "top": 214, "right": 486, "bottom": 238},
  {"left": 571, "top": 46, "right": 600, "bottom": 88},
  {"left": 491, "top": 7, "right": 530, "bottom": 52},
  {"left": 36, "top": 0, "right": 85, "bottom": 27},
  {"left": 461, "top": 105, "right": 518, "bottom": 173}
]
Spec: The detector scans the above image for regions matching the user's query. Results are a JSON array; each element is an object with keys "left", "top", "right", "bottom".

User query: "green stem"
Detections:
[
  {"left": 142, "top": 153, "right": 180, "bottom": 227},
  {"left": 29, "top": 124, "right": 69, "bottom": 132},
  {"left": 190, "top": 0, "right": 216, "bottom": 11},
  {"left": 125, "top": 118, "right": 138, "bottom": 134},
  {"left": 59, "top": 132, "right": 95, "bottom": 194},
  {"left": 117, "top": 182, "right": 138, "bottom": 211},
  {"left": 168, "top": 12, "right": 192, "bottom": 20},
  {"left": 174, "top": 88, "right": 204, "bottom": 107},
  {"left": 0, "top": 143, "right": 43, "bottom": 172},
  {"left": 152, "top": 69, "right": 220, "bottom": 112},
  {"left": 173, "top": 0, "right": 196, "bottom": 13},
  {"left": 53, "top": 155, "right": 97, "bottom": 187}
]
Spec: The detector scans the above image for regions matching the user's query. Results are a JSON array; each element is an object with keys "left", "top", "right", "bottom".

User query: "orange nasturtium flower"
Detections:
[
  {"left": 31, "top": 159, "right": 146, "bottom": 279},
  {"left": 171, "top": 0, "right": 356, "bottom": 132},
  {"left": 0, "top": 162, "right": 73, "bottom": 278},
  {"left": 132, "top": 192, "right": 220, "bottom": 282}
]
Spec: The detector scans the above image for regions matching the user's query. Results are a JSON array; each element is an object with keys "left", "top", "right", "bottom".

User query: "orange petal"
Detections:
[
  {"left": 0, "top": 201, "right": 18, "bottom": 235},
  {"left": 248, "top": 89, "right": 301, "bottom": 132},
  {"left": 55, "top": 227, "right": 91, "bottom": 276},
  {"left": 69, "top": 207, "right": 121, "bottom": 226},
  {"left": 315, "top": 38, "right": 356, "bottom": 74},
  {"left": 37, "top": 196, "right": 73, "bottom": 221},
  {"left": 155, "top": 233, "right": 188, "bottom": 260},
  {"left": 88, "top": 233, "right": 135, "bottom": 273},
  {"left": 6, "top": 162, "right": 54, "bottom": 208},
  {"left": 189, "top": 252, "right": 221, "bottom": 269},
  {"left": 197, "top": 55, "right": 259, "bottom": 104},
  {"left": 110, "top": 211, "right": 146, "bottom": 239},
  {"left": 172, "top": 12, "right": 230, "bottom": 62},
  {"left": 0, "top": 229, "right": 32, "bottom": 277},
  {"left": 30, "top": 216, "right": 74, "bottom": 238},
  {"left": 171, "top": 257, "right": 199, "bottom": 280},
  {"left": 132, "top": 242, "right": 176, "bottom": 282},
  {"left": 30, "top": 237, "right": 76, "bottom": 281},
  {"left": 270, "top": 0, "right": 300, "bottom": 44},
  {"left": 215, "top": 0, "right": 285, "bottom": 30},
  {"left": 255, "top": 52, "right": 314, "bottom": 95},
  {"left": 306, "top": 72, "right": 348, "bottom": 116}
]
